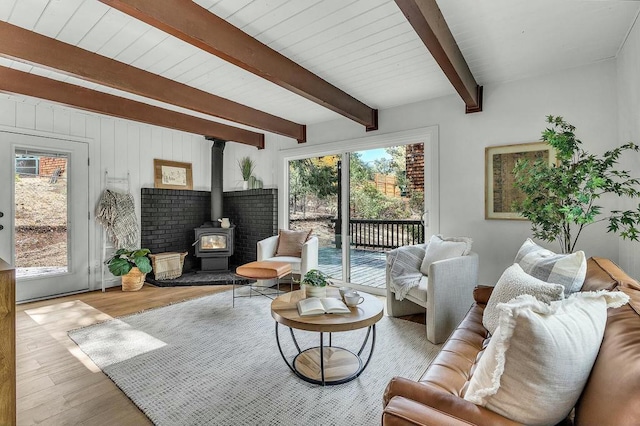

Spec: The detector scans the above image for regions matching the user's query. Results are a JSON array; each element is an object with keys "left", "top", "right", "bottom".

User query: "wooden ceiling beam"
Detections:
[
  {"left": 394, "top": 0, "right": 482, "bottom": 113},
  {"left": 98, "top": 0, "right": 379, "bottom": 131},
  {"left": 0, "top": 21, "right": 301, "bottom": 142},
  {"left": 0, "top": 67, "right": 264, "bottom": 148}
]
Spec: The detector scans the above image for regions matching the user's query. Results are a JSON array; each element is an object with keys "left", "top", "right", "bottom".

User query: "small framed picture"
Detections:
[
  {"left": 154, "top": 159, "right": 193, "bottom": 190},
  {"left": 485, "top": 142, "right": 556, "bottom": 220}
]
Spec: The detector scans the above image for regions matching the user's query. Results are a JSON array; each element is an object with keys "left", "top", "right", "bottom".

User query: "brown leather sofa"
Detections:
[{"left": 382, "top": 257, "right": 640, "bottom": 426}]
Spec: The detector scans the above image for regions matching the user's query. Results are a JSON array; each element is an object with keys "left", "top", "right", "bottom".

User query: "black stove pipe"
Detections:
[{"left": 206, "top": 137, "right": 226, "bottom": 225}]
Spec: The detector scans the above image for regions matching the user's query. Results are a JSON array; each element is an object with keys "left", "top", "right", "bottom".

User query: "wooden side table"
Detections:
[
  {"left": 0, "top": 259, "right": 16, "bottom": 425},
  {"left": 271, "top": 287, "right": 384, "bottom": 385}
]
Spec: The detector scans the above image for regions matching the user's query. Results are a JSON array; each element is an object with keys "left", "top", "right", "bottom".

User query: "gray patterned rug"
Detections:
[{"left": 68, "top": 291, "right": 441, "bottom": 426}]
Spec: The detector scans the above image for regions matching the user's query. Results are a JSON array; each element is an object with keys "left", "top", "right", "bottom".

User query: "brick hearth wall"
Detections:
[
  {"left": 223, "top": 189, "right": 278, "bottom": 267},
  {"left": 140, "top": 188, "right": 210, "bottom": 271},
  {"left": 140, "top": 188, "right": 277, "bottom": 271}
]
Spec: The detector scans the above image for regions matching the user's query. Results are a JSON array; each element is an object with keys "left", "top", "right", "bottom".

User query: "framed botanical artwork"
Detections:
[
  {"left": 485, "top": 142, "right": 556, "bottom": 220},
  {"left": 154, "top": 159, "right": 193, "bottom": 190}
]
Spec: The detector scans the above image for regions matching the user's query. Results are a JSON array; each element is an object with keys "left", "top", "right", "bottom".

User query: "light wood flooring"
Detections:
[
  {"left": 15, "top": 284, "right": 230, "bottom": 426},
  {"left": 15, "top": 284, "right": 423, "bottom": 425}
]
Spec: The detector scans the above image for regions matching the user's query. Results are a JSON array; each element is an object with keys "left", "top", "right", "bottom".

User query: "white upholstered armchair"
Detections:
[
  {"left": 386, "top": 249, "right": 478, "bottom": 344},
  {"left": 256, "top": 233, "right": 319, "bottom": 286}
]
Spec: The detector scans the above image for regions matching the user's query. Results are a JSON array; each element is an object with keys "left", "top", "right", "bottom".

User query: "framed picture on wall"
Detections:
[
  {"left": 485, "top": 142, "right": 556, "bottom": 220},
  {"left": 154, "top": 159, "right": 193, "bottom": 190}
]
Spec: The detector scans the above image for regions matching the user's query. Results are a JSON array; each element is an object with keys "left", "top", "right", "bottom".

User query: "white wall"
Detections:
[
  {"left": 617, "top": 14, "right": 640, "bottom": 279},
  {"left": 221, "top": 134, "right": 290, "bottom": 191},
  {"left": 0, "top": 95, "right": 212, "bottom": 290},
  {"left": 253, "top": 60, "right": 621, "bottom": 285}
]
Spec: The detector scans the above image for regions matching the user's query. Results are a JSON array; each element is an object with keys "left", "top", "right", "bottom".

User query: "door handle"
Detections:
[
  {"left": 0, "top": 225, "right": 3, "bottom": 230},
  {"left": 0, "top": 211, "right": 3, "bottom": 217}
]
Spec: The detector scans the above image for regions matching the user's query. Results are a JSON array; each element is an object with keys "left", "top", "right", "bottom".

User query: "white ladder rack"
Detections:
[{"left": 100, "top": 170, "right": 131, "bottom": 292}]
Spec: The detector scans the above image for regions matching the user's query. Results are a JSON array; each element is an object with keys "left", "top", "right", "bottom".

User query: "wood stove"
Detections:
[
  {"left": 194, "top": 223, "right": 234, "bottom": 271},
  {"left": 193, "top": 138, "right": 235, "bottom": 272}
]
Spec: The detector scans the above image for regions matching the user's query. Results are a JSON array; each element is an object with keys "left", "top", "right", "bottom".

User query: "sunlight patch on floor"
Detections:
[{"left": 25, "top": 300, "right": 115, "bottom": 373}]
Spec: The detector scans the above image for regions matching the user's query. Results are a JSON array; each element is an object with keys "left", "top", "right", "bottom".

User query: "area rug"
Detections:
[
  {"left": 68, "top": 291, "right": 441, "bottom": 426},
  {"left": 146, "top": 270, "right": 253, "bottom": 287}
]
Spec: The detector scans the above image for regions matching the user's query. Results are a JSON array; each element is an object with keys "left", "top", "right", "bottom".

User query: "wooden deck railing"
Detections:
[{"left": 330, "top": 218, "right": 424, "bottom": 250}]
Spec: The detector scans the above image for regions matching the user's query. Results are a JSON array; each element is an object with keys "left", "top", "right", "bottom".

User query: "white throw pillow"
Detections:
[
  {"left": 419, "top": 235, "right": 472, "bottom": 275},
  {"left": 483, "top": 263, "right": 564, "bottom": 335},
  {"left": 514, "top": 238, "right": 586, "bottom": 296},
  {"left": 465, "top": 291, "right": 629, "bottom": 425}
]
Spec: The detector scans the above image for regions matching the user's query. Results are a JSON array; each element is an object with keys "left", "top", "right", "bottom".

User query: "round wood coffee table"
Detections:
[{"left": 270, "top": 287, "right": 384, "bottom": 386}]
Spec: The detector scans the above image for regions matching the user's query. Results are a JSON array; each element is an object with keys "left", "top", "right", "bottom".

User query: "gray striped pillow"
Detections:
[{"left": 514, "top": 239, "right": 586, "bottom": 296}]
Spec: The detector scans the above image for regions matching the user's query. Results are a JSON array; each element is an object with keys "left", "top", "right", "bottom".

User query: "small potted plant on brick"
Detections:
[
  {"left": 238, "top": 156, "right": 255, "bottom": 190},
  {"left": 106, "top": 248, "right": 153, "bottom": 291}
]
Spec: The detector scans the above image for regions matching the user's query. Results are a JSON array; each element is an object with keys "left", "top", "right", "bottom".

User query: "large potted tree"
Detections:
[
  {"left": 106, "top": 248, "right": 153, "bottom": 291},
  {"left": 513, "top": 115, "right": 640, "bottom": 253}
]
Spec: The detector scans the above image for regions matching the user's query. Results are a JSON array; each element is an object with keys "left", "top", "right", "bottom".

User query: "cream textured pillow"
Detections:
[
  {"left": 465, "top": 291, "right": 629, "bottom": 425},
  {"left": 275, "top": 229, "right": 312, "bottom": 257},
  {"left": 515, "top": 238, "right": 586, "bottom": 296},
  {"left": 483, "top": 263, "right": 564, "bottom": 335},
  {"left": 419, "top": 234, "right": 472, "bottom": 275}
]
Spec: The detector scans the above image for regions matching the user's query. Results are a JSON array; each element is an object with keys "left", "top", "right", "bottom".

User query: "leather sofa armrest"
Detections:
[
  {"left": 473, "top": 286, "right": 493, "bottom": 305},
  {"left": 383, "top": 396, "right": 474, "bottom": 426},
  {"left": 257, "top": 235, "right": 279, "bottom": 261},
  {"left": 383, "top": 377, "right": 521, "bottom": 426}
]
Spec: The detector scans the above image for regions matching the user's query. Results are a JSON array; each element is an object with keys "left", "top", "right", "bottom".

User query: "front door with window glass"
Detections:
[{"left": 0, "top": 131, "right": 89, "bottom": 302}]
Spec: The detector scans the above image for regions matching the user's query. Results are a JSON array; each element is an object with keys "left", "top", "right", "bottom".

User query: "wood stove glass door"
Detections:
[{"left": 0, "top": 131, "right": 90, "bottom": 302}]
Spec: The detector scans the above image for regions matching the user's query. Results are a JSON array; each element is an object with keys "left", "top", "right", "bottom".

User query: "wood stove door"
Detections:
[{"left": 0, "top": 131, "right": 90, "bottom": 302}]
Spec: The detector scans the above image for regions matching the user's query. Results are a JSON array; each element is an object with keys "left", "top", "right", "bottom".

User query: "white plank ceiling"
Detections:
[{"left": 1, "top": 0, "right": 638, "bottom": 135}]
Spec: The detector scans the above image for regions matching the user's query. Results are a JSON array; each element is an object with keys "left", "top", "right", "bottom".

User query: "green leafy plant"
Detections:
[
  {"left": 106, "top": 248, "right": 152, "bottom": 276},
  {"left": 238, "top": 156, "right": 255, "bottom": 181},
  {"left": 300, "top": 269, "right": 331, "bottom": 287},
  {"left": 513, "top": 115, "right": 640, "bottom": 253}
]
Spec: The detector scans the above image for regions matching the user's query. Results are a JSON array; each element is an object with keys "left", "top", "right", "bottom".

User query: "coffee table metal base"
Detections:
[{"left": 275, "top": 323, "right": 377, "bottom": 386}]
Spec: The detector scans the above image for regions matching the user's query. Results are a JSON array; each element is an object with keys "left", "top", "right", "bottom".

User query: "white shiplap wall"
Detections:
[{"left": 0, "top": 95, "right": 212, "bottom": 290}]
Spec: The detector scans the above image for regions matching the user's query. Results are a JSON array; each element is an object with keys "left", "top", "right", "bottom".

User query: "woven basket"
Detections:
[
  {"left": 121, "top": 267, "right": 146, "bottom": 291},
  {"left": 148, "top": 252, "right": 188, "bottom": 280}
]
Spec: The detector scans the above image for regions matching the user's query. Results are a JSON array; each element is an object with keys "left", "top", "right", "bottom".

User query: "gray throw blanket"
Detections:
[
  {"left": 387, "top": 244, "right": 426, "bottom": 300},
  {"left": 95, "top": 189, "right": 139, "bottom": 249}
]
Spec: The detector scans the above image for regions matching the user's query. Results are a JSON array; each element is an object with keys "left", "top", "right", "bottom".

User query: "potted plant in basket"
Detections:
[
  {"left": 106, "top": 248, "right": 153, "bottom": 291},
  {"left": 300, "top": 269, "right": 331, "bottom": 298},
  {"left": 238, "top": 156, "right": 255, "bottom": 190}
]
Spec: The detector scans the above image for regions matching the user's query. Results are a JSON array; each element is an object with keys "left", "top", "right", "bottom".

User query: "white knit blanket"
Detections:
[
  {"left": 387, "top": 244, "right": 426, "bottom": 300},
  {"left": 95, "top": 189, "right": 139, "bottom": 249}
]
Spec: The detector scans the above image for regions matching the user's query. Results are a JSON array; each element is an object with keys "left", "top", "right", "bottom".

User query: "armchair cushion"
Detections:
[
  {"left": 420, "top": 235, "right": 472, "bottom": 275},
  {"left": 275, "top": 229, "right": 312, "bottom": 257}
]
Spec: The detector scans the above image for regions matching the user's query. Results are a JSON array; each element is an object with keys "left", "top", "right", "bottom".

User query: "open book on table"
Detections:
[{"left": 297, "top": 297, "right": 351, "bottom": 316}]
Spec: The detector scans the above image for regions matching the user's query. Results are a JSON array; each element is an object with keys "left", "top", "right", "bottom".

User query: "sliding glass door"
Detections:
[
  {"left": 287, "top": 140, "right": 429, "bottom": 295},
  {"left": 288, "top": 154, "right": 343, "bottom": 282}
]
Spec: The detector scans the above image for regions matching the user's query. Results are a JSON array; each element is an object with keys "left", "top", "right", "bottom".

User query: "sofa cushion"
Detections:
[
  {"left": 420, "top": 235, "right": 472, "bottom": 275},
  {"left": 464, "top": 291, "right": 630, "bottom": 425},
  {"left": 514, "top": 238, "right": 586, "bottom": 296},
  {"left": 274, "top": 229, "right": 311, "bottom": 257},
  {"left": 482, "top": 263, "right": 564, "bottom": 335}
]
